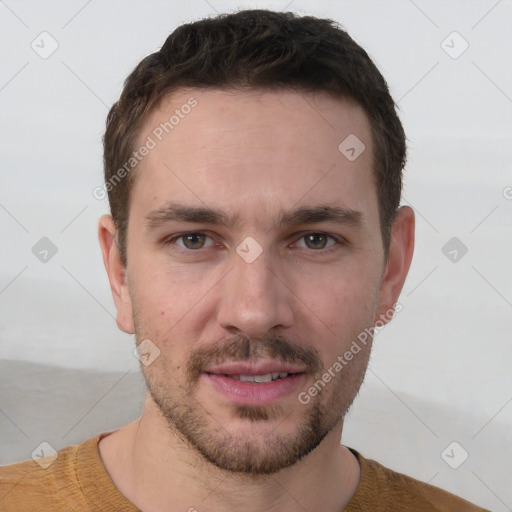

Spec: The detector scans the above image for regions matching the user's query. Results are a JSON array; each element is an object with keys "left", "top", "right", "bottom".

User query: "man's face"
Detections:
[{"left": 114, "top": 89, "right": 392, "bottom": 474}]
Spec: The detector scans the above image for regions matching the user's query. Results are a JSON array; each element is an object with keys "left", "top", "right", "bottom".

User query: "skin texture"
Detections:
[{"left": 97, "top": 88, "right": 415, "bottom": 512}]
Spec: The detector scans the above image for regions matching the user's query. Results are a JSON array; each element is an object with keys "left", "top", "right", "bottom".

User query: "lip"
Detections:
[{"left": 202, "top": 360, "right": 308, "bottom": 407}]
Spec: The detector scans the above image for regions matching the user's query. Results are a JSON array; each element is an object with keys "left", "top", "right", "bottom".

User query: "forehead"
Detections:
[{"left": 130, "top": 87, "right": 377, "bottom": 229}]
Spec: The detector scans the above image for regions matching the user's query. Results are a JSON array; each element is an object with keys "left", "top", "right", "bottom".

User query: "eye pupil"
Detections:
[
  {"left": 305, "top": 233, "right": 327, "bottom": 249},
  {"left": 183, "top": 234, "right": 205, "bottom": 249}
]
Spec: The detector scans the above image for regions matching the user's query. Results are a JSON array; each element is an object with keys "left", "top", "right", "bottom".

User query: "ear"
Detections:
[
  {"left": 98, "top": 214, "right": 134, "bottom": 334},
  {"left": 375, "top": 206, "right": 415, "bottom": 323}
]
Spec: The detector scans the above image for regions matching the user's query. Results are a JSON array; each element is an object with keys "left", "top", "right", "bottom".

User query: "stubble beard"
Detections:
[{"left": 138, "top": 333, "right": 370, "bottom": 476}]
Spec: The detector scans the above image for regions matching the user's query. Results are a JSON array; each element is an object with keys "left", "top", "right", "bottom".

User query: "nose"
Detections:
[{"left": 216, "top": 246, "right": 295, "bottom": 338}]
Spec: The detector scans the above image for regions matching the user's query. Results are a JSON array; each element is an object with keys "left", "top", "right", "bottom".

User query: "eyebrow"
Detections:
[{"left": 143, "top": 202, "right": 363, "bottom": 231}]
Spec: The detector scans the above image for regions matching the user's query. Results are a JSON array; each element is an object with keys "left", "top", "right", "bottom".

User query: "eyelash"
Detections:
[{"left": 163, "top": 231, "right": 346, "bottom": 253}]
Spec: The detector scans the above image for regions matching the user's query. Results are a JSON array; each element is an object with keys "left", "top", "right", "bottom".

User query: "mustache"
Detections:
[{"left": 187, "top": 333, "right": 323, "bottom": 382}]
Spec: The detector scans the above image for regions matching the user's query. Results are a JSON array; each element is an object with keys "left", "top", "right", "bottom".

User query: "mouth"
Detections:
[
  {"left": 223, "top": 372, "right": 292, "bottom": 383},
  {"left": 201, "top": 361, "right": 308, "bottom": 407}
]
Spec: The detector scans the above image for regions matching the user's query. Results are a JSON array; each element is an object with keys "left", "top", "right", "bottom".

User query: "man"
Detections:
[{"left": 0, "top": 9, "right": 489, "bottom": 511}]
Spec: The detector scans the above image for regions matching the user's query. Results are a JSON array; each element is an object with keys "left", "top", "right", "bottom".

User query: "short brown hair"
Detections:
[{"left": 103, "top": 9, "right": 406, "bottom": 266}]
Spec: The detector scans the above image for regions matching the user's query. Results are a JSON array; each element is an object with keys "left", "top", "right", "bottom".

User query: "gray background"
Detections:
[{"left": 1, "top": 1, "right": 511, "bottom": 510}]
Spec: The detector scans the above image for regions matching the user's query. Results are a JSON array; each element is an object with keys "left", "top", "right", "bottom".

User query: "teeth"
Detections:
[
  {"left": 254, "top": 374, "right": 273, "bottom": 383},
  {"left": 237, "top": 372, "right": 289, "bottom": 383}
]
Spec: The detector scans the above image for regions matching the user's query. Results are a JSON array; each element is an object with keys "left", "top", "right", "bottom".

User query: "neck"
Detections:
[{"left": 99, "top": 394, "right": 360, "bottom": 512}]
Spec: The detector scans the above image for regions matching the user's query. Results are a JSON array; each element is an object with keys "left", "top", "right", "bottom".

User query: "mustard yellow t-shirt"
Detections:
[{"left": 0, "top": 432, "right": 489, "bottom": 511}]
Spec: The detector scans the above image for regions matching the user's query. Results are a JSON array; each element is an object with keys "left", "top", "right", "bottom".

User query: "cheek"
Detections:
[
  {"left": 131, "top": 258, "right": 215, "bottom": 315},
  {"left": 301, "top": 263, "right": 379, "bottom": 327},
  {"left": 129, "top": 263, "right": 218, "bottom": 357}
]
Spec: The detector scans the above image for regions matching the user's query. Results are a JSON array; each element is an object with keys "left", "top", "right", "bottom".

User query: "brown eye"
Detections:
[
  {"left": 175, "top": 233, "right": 214, "bottom": 250},
  {"left": 296, "top": 232, "right": 339, "bottom": 250}
]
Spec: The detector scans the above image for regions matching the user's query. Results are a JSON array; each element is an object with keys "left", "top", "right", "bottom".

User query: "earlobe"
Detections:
[
  {"left": 375, "top": 206, "right": 415, "bottom": 323},
  {"left": 97, "top": 214, "right": 135, "bottom": 334}
]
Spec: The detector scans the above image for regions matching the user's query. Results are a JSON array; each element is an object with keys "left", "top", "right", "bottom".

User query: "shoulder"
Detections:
[
  {"left": 344, "top": 449, "right": 490, "bottom": 512},
  {"left": 0, "top": 436, "right": 100, "bottom": 512},
  {"left": 0, "top": 456, "right": 58, "bottom": 510}
]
